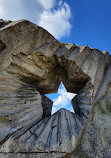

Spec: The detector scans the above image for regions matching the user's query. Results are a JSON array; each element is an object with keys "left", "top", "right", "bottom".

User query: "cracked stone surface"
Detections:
[{"left": 0, "top": 19, "right": 111, "bottom": 158}]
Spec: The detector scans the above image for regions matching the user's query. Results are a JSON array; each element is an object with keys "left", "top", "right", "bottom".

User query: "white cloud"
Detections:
[
  {"left": 36, "top": 0, "right": 56, "bottom": 9},
  {"left": 52, "top": 106, "right": 57, "bottom": 114},
  {"left": 0, "top": 0, "right": 72, "bottom": 39},
  {"left": 38, "top": 2, "right": 71, "bottom": 38},
  {"left": 52, "top": 83, "right": 76, "bottom": 114},
  {"left": 0, "top": 0, "right": 43, "bottom": 22}
]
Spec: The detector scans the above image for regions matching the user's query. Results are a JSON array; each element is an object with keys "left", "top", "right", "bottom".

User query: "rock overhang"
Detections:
[{"left": 0, "top": 19, "right": 92, "bottom": 94}]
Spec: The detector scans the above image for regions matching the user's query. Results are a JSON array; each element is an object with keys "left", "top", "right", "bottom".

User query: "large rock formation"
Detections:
[{"left": 0, "top": 19, "right": 111, "bottom": 158}]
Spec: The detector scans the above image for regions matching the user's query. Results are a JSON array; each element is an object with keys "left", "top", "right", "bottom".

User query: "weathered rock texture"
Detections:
[
  {"left": 0, "top": 19, "right": 111, "bottom": 158},
  {"left": 0, "top": 19, "right": 12, "bottom": 29}
]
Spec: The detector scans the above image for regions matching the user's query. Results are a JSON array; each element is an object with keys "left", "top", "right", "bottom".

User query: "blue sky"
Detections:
[
  {"left": 0, "top": 0, "right": 111, "bottom": 113},
  {"left": 46, "top": 83, "right": 75, "bottom": 114},
  {"left": 61, "top": 0, "right": 111, "bottom": 53}
]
